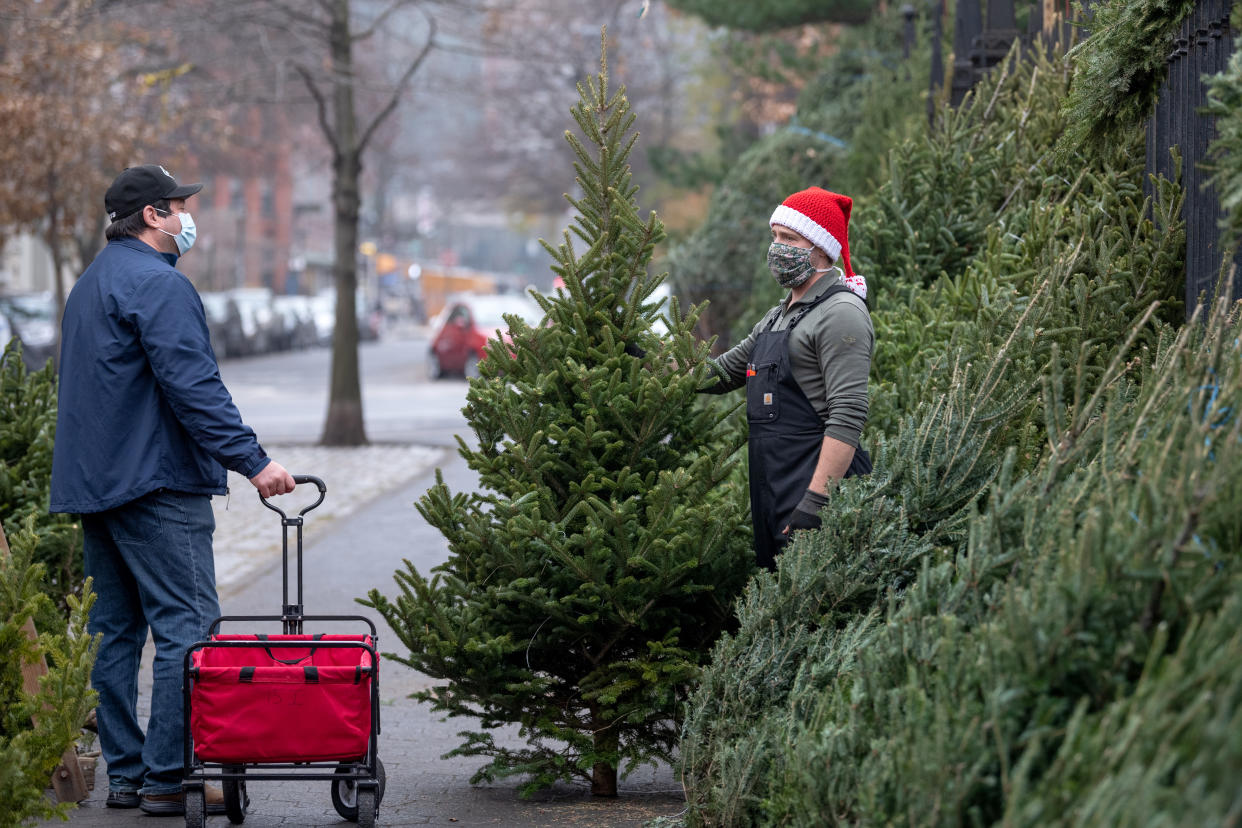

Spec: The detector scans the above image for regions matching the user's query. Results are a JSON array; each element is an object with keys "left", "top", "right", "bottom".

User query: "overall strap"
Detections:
[{"left": 786, "top": 284, "right": 867, "bottom": 332}]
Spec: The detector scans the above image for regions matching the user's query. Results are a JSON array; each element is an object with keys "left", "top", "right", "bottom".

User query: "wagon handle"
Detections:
[
  {"left": 259, "top": 475, "right": 327, "bottom": 520},
  {"left": 259, "top": 475, "right": 327, "bottom": 633}
]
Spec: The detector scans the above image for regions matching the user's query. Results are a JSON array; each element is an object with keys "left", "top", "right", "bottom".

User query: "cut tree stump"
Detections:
[{"left": 0, "top": 521, "right": 90, "bottom": 803}]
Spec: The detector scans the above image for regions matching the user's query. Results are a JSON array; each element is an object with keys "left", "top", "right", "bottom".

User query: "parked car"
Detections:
[
  {"left": 199, "top": 292, "right": 246, "bottom": 360},
  {"left": 308, "top": 293, "right": 336, "bottom": 346},
  {"left": 428, "top": 294, "right": 543, "bottom": 379},
  {"left": 360, "top": 298, "right": 382, "bottom": 342},
  {"left": 272, "top": 295, "right": 318, "bottom": 350},
  {"left": 312, "top": 289, "right": 381, "bottom": 345},
  {"left": 0, "top": 292, "right": 57, "bottom": 369},
  {"left": 0, "top": 310, "right": 13, "bottom": 353},
  {"left": 228, "top": 288, "right": 280, "bottom": 356}
]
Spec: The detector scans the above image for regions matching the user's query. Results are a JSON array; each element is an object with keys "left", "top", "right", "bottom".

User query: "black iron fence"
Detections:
[
  {"left": 913, "top": 0, "right": 1241, "bottom": 316},
  {"left": 1147, "top": 0, "right": 1242, "bottom": 313}
]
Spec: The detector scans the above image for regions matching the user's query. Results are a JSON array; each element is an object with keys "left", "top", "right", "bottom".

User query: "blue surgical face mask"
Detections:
[{"left": 155, "top": 207, "right": 197, "bottom": 255}]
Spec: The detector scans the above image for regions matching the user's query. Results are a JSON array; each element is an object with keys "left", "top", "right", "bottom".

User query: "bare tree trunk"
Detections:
[
  {"left": 74, "top": 213, "right": 106, "bottom": 273},
  {"left": 320, "top": 0, "right": 368, "bottom": 446},
  {"left": 44, "top": 211, "right": 66, "bottom": 369},
  {"left": 589, "top": 703, "right": 618, "bottom": 797}
]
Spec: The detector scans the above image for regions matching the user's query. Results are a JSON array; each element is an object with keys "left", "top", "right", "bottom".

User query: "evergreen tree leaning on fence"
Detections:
[
  {"left": 365, "top": 36, "right": 751, "bottom": 798},
  {"left": 0, "top": 339, "right": 82, "bottom": 626},
  {"left": 674, "top": 33, "right": 1236, "bottom": 825},
  {"left": 0, "top": 518, "right": 97, "bottom": 827}
]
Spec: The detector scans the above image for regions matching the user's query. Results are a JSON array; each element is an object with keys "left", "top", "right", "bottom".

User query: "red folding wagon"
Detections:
[{"left": 181, "top": 476, "right": 384, "bottom": 826}]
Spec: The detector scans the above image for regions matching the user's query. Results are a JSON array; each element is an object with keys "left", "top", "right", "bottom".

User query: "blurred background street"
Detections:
[
  {"left": 221, "top": 326, "right": 468, "bottom": 447},
  {"left": 210, "top": 328, "right": 461, "bottom": 592}
]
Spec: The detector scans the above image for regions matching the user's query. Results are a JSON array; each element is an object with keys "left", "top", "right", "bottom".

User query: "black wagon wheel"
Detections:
[
  {"left": 355, "top": 787, "right": 378, "bottom": 828},
  {"left": 183, "top": 787, "right": 206, "bottom": 828},
  {"left": 331, "top": 758, "right": 386, "bottom": 821},
  {"left": 223, "top": 764, "right": 249, "bottom": 824}
]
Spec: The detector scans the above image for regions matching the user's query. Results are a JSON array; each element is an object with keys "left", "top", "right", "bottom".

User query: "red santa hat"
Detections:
[{"left": 770, "top": 187, "right": 867, "bottom": 299}]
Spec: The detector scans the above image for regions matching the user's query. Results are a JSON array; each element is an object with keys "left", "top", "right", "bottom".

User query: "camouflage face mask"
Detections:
[{"left": 767, "top": 242, "right": 826, "bottom": 288}]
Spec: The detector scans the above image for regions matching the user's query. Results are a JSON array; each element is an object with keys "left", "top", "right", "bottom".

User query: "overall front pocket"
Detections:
[{"left": 746, "top": 362, "right": 782, "bottom": 423}]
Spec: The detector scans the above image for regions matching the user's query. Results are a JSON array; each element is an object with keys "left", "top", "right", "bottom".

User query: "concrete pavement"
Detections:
[{"left": 41, "top": 450, "right": 685, "bottom": 827}]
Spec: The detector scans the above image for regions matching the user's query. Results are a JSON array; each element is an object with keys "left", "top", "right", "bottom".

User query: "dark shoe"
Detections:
[
  {"left": 139, "top": 785, "right": 226, "bottom": 816},
  {"left": 105, "top": 789, "right": 139, "bottom": 809}
]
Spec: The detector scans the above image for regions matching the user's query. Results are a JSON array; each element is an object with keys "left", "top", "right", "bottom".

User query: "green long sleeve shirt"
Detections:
[{"left": 706, "top": 271, "right": 874, "bottom": 448}]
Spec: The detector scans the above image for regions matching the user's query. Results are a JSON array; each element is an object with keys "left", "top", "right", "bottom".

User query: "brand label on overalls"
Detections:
[{"left": 764, "top": 393, "right": 773, "bottom": 405}]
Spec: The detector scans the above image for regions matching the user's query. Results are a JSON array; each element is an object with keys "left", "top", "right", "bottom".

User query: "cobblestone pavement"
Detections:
[{"left": 41, "top": 451, "right": 685, "bottom": 827}]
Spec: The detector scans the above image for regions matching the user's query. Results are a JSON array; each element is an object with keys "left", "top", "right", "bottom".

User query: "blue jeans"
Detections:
[{"left": 82, "top": 489, "right": 220, "bottom": 796}]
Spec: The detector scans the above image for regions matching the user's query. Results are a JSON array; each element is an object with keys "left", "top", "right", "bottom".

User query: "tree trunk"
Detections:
[
  {"left": 44, "top": 213, "right": 66, "bottom": 369},
  {"left": 320, "top": 0, "right": 368, "bottom": 446},
  {"left": 74, "top": 213, "right": 106, "bottom": 274},
  {"left": 589, "top": 704, "right": 619, "bottom": 797}
]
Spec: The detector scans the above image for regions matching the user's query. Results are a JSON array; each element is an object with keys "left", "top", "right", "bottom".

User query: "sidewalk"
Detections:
[
  {"left": 43, "top": 450, "right": 685, "bottom": 827},
  {"left": 211, "top": 443, "right": 442, "bottom": 592}
]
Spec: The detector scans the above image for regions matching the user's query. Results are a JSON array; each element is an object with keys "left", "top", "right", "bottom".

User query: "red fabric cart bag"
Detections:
[{"left": 190, "top": 634, "right": 375, "bottom": 763}]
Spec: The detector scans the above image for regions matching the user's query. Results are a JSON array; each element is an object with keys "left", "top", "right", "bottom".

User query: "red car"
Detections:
[{"left": 428, "top": 295, "right": 542, "bottom": 379}]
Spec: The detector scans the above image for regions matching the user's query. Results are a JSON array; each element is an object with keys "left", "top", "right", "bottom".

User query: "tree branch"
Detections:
[
  {"left": 294, "top": 62, "right": 340, "bottom": 157},
  {"left": 254, "top": 0, "right": 332, "bottom": 34},
  {"left": 357, "top": 11, "right": 436, "bottom": 154},
  {"left": 351, "top": 0, "right": 410, "bottom": 42}
]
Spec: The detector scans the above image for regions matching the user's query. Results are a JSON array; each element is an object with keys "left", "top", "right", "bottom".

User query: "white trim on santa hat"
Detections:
[{"left": 769, "top": 204, "right": 842, "bottom": 262}]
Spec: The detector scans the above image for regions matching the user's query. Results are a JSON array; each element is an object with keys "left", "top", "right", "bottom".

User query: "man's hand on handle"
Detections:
[{"left": 249, "top": 460, "right": 296, "bottom": 498}]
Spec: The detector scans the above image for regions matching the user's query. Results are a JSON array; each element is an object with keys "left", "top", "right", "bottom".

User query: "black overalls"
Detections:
[{"left": 746, "top": 285, "right": 871, "bottom": 571}]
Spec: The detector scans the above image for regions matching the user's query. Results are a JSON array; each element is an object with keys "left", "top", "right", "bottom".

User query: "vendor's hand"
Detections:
[
  {"left": 781, "top": 508, "right": 821, "bottom": 535},
  {"left": 781, "top": 489, "right": 829, "bottom": 535},
  {"left": 624, "top": 339, "right": 688, "bottom": 371},
  {"left": 250, "top": 460, "right": 296, "bottom": 498},
  {"left": 623, "top": 341, "right": 647, "bottom": 359}
]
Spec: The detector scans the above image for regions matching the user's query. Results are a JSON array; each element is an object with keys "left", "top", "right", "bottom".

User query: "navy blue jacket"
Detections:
[{"left": 50, "top": 238, "right": 269, "bottom": 514}]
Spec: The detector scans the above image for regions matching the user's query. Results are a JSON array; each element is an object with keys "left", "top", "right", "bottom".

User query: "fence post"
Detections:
[
  {"left": 1025, "top": 0, "right": 1042, "bottom": 57},
  {"left": 951, "top": 0, "right": 983, "bottom": 104},
  {"left": 929, "top": 0, "right": 946, "bottom": 126},
  {"left": 1209, "top": 0, "right": 1242, "bottom": 307},
  {"left": 1147, "top": 0, "right": 1242, "bottom": 316},
  {"left": 972, "top": 0, "right": 1019, "bottom": 78},
  {"left": 902, "top": 4, "right": 918, "bottom": 60}
]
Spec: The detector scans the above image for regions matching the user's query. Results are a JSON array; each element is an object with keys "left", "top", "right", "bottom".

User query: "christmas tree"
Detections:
[
  {"left": 366, "top": 35, "right": 751, "bottom": 797},
  {"left": 0, "top": 517, "right": 97, "bottom": 826},
  {"left": 0, "top": 339, "right": 81, "bottom": 623},
  {"left": 674, "top": 25, "right": 1242, "bottom": 825}
]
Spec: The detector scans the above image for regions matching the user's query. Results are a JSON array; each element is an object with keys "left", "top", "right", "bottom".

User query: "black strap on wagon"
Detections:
[{"left": 255, "top": 633, "right": 324, "bottom": 664}]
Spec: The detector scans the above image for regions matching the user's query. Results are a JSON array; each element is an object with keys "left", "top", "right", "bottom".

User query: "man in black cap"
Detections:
[{"left": 50, "top": 165, "right": 298, "bottom": 815}]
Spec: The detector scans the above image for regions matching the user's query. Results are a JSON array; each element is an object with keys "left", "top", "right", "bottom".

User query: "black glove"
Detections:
[{"left": 786, "top": 489, "right": 829, "bottom": 532}]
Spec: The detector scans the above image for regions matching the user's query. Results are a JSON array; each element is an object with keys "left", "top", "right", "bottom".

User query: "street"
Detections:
[
  {"left": 221, "top": 330, "right": 469, "bottom": 447},
  {"left": 208, "top": 329, "right": 468, "bottom": 594}
]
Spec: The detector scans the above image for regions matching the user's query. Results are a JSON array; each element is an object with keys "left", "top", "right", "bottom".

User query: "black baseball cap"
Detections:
[{"left": 104, "top": 164, "right": 203, "bottom": 222}]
